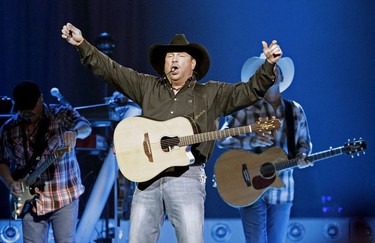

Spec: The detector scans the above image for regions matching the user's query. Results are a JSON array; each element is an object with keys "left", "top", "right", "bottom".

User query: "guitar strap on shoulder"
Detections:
[
  {"left": 284, "top": 99, "right": 296, "bottom": 159},
  {"left": 33, "top": 117, "right": 50, "bottom": 158},
  {"left": 192, "top": 82, "right": 207, "bottom": 132},
  {"left": 192, "top": 82, "right": 213, "bottom": 162},
  {"left": 18, "top": 118, "right": 50, "bottom": 177}
]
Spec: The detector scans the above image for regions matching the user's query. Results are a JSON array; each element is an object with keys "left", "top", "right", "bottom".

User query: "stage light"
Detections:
[
  {"left": 0, "top": 225, "right": 20, "bottom": 243},
  {"left": 323, "top": 223, "right": 342, "bottom": 240},
  {"left": 286, "top": 222, "right": 305, "bottom": 242},
  {"left": 95, "top": 32, "right": 116, "bottom": 56},
  {"left": 210, "top": 223, "right": 231, "bottom": 242}
]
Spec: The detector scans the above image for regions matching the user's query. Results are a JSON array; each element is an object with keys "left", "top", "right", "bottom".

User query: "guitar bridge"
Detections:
[
  {"left": 143, "top": 133, "right": 154, "bottom": 162},
  {"left": 242, "top": 164, "right": 252, "bottom": 187}
]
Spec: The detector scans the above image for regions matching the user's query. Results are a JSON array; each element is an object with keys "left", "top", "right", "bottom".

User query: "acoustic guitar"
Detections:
[
  {"left": 114, "top": 116, "right": 280, "bottom": 182},
  {"left": 214, "top": 139, "right": 366, "bottom": 208}
]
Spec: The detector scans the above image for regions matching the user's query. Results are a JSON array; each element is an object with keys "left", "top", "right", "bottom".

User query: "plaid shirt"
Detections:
[
  {"left": 0, "top": 104, "right": 89, "bottom": 215},
  {"left": 217, "top": 99, "right": 312, "bottom": 204}
]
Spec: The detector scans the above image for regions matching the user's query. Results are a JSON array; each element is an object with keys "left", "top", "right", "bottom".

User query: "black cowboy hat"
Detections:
[{"left": 149, "top": 34, "right": 210, "bottom": 80}]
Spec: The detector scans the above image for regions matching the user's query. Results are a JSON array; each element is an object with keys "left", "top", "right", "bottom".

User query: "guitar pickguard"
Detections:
[{"left": 252, "top": 175, "right": 276, "bottom": 190}]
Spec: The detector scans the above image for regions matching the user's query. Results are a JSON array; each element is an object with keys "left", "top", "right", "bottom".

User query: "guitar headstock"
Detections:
[
  {"left": 54, "top": 146, "right": 71, "bottom": 158},
  {"left": 252, "top": 117, "right": 281, "bottom": 135},
  {"left": 343, "top": 138, "right": 366, "bottom": 158}
]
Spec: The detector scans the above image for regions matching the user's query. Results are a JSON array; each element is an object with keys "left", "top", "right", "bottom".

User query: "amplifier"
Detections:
[
  {"left": 0, "top": 96, "right": 14, "bottom": 114},
  {"left": 76, "top": 133, "right": 108, "bottom": 153}
]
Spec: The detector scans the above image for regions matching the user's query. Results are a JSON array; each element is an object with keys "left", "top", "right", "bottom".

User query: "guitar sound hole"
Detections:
[
  {"left": 160, "top": 136, "right": 180, "bottom": 152},
  {"left": 260, "top": 162, "right": 276, "bottom": 179}
]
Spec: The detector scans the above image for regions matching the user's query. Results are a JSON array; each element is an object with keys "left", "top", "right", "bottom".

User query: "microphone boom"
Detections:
[{"left": 50, "top": 87, "right": 72, "bottom": 108}]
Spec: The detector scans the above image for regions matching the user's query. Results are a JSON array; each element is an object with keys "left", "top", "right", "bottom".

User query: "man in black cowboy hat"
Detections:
[{"left": 61, "top": 22, "right": 283, "bottom": 243}]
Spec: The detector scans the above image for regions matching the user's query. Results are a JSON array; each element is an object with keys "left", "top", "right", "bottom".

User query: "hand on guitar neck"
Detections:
[{"left": 296, "top": 153, "right": 313, "bottom": 168}]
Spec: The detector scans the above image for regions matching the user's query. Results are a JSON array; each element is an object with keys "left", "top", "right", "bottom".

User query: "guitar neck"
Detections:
[
  {"left": 275, "top": 146, "right": 345, "bottom": 171},
  {"left": 179, "top": 125, "right": 254, "bottom": 146},
  {"left": 25, "top": 151, "right": 60, "bottom": 186}
]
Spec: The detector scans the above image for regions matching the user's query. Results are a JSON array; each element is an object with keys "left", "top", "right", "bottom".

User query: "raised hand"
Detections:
[
  {"left": 61, "top": 23, "right": 84, "bottom": 46},
  {"left": 262, "top": 40, "right": 282, "bottom": 64}
]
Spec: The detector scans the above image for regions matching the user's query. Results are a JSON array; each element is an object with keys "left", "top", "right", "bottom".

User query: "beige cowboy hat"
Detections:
[
  {"left": 149, "top": 34, "right": 210, "bottom": 80},
  {"left": 241, "top": 53, "right": 295, "bottom": 92}
]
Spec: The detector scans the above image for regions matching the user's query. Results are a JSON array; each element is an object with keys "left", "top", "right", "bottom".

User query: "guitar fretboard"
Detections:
[
  {"left": 25, "top": 153, "right": 57, "bottom": 185},
  {"left": 275, "top": 146, "right": 346, "bottom": 171},
  {"left": 180, "top": 125, "right": 254, "bottom": 146},
  {"left": 24, "top": 147, "right": 69, "bottom": 186}
]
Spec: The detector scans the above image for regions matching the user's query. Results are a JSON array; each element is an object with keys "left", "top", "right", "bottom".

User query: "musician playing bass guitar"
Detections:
[
  {"left": 217, "top": 54, "right": 313, "bottom": 243},
  {"left": 0, "top": 81, "right": 91, "bottom": 243}
]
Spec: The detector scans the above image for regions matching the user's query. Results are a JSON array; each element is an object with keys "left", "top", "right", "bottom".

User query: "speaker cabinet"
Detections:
[
  {"left": 0, "top": 220, "right": 55, "bottom": 243},
  {"left": 90, "top": 218, "right": 245, "bottom": 242},
  {"left": 286, "top": 217, "right": 370, "bottom": 243},
  {"left": 2, "top": 217, "right": 372, "bottom": 243},
  {"left": 158, "top": 218, "right": 245, "bottom": 243},
  {"left": 0, "top": 220, "right": 22, "bottom": 243},
  {"left": 349, "top": 217, "right": 375, "bottom": 243}
]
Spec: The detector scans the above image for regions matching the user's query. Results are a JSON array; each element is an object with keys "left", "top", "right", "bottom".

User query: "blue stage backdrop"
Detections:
[{"left": 0, "top": 0, "right": 374, "bottom": 221}]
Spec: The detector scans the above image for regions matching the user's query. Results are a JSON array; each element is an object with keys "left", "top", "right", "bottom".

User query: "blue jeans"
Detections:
[
  {"left": 129, "top": 165, "right": 206, "bottom": 243},
  {"left": 22, "top": 199, "right": 79, "bottom": 243},
  {"left": 239, "top": 199, "right": 292, "bottom": 243}
]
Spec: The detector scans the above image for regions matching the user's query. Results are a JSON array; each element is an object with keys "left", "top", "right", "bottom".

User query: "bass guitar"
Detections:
[
  {"left": 214, "top": 139, "right": 366, "bottom": 208},
  {"left": 114, "top": 116, "right": 280, "bottom": 182},
  {"left": 10, "top": 146, "right": 70, "bottom": 219}
]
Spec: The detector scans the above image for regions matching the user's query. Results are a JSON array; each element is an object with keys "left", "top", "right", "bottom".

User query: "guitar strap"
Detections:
[
  {"left": 284, "top": 99, "right": 296, "bottom": 159},
  {"left": 192, "top": 82, "right": 213, "bottom": 162},
  {"left": 192, "top": 82, "right": 207, "bottom": 132},
  {"left": 15, "top": 117, "right": 50, "bottom": 179}
]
